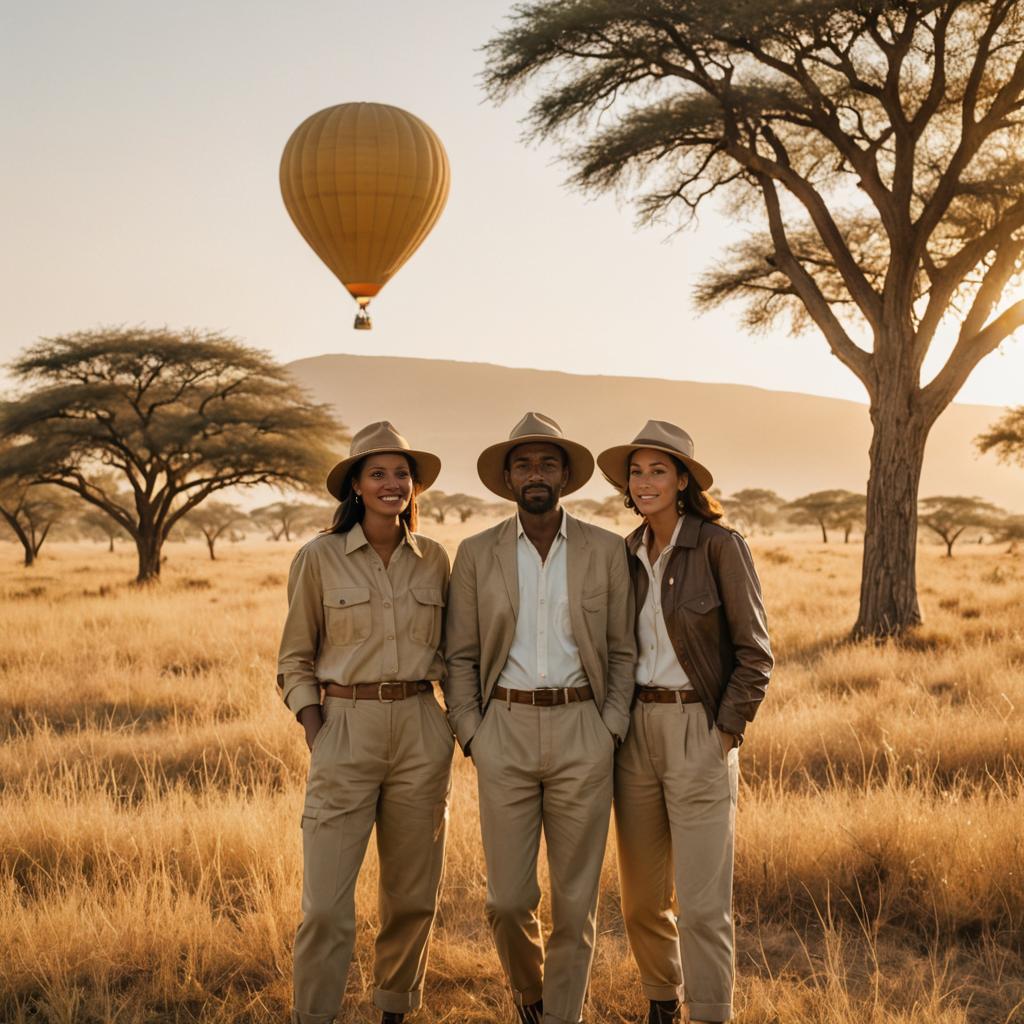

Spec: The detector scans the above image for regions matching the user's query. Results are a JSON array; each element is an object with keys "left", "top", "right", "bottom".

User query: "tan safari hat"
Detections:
[
  {"left": 326, "top": 421, "right": 442, "bottom": 500},
  {"left": 597, "top": 420, "right": 714, "bottom": 492},
  {"left": 477, "top": 411, "right": 595, "bottom": 501}
]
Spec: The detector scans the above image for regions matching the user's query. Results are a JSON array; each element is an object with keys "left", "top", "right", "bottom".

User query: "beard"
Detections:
[{"left": 517, "top": 484, "right": 558, "bottom": 514}]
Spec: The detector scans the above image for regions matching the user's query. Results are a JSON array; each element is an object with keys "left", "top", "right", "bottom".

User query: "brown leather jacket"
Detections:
[{"left": 626, "top": 516, "right": 773, "bottom": 737}]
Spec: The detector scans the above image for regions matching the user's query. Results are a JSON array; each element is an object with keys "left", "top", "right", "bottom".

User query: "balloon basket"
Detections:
[{"left": 353, "top": 308, "right": 373, "bottom": 330}]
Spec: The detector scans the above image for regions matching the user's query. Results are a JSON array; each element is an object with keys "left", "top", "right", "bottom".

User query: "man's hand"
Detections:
[
  {"left": 717, "top": 727, "right": 737, "bottom": 758},
  {"left": 298, "top": 704, "right": 325, "bottom": 752}
]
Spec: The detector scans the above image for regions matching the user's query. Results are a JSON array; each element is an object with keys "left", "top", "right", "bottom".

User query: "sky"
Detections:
[{"left": 2, "top": 0, "right": 1023, "bottom": 408}]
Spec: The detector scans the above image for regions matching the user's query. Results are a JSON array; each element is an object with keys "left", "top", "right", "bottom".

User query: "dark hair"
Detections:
[
  {"left": 323, "top": 454, "right": 420, "bottom": 535},
  {"left": 624, "top": 453, "right": 724, "bottom": 523}
]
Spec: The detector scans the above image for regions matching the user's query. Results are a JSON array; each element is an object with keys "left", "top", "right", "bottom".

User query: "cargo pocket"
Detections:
[
  {"left": 410, "top": 587, "right": 445, "bottom": 648},
  {"left": 323, "top": 587, "right": 371, "bottom": 646}
]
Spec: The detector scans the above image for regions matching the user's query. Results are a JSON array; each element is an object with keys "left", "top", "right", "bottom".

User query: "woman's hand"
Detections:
[
  {"left": 717, "top": 727, "right": 737, "bottom": 758},
  {"left": 298, "top": 704, "right": 325, "bottom": 752}
]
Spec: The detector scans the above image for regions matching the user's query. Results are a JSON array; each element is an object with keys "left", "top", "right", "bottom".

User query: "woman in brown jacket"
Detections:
[
  {"left": 597, "top": 421, "right": 773, "bottom": 1024},
  {"left": 277, "top": 422, "right": 455, "bottom": 1024}
]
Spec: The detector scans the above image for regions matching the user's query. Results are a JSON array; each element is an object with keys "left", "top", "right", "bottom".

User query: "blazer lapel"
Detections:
[
  {"left": 494, "top": 516, "right": 519, "bottom": 619},
  {"left": 566, "top": 514, "right": 592, "bottom": 640}
]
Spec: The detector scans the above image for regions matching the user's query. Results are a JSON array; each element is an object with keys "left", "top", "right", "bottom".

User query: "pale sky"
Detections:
[{"left": 2, "top": 0, "right": 1022, "bottom": 407}]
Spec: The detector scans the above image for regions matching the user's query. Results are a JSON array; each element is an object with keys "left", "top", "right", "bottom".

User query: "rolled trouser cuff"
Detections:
[
  {"left": 643, "top": 981, "right": 684, "bottom": 1001},
  {"left": 374, "top": 986, "right": 422, "bottom": 1013},
  {"left": 290, "top": 1009, "right": 335, "bottom": 1024},
  {"left": 687, "top": 1000, "right": 731, "bottom": 1022},
  {"left": 513, "top": 985, "right": 544, "bottom": 1006}
]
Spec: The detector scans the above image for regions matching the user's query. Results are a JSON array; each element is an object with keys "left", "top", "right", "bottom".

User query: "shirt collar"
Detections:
[
  {"left": 516, "top": 508, "right": 568, "bottom": 540},
  {"left": 641, "top": 515, "right": 684, "bottom": 561},
  {"left": 344, "top": 520, "right": 423, "bottom": 558}
]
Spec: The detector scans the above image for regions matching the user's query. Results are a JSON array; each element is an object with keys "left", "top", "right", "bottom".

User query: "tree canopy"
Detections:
[
  {"left": 0, "top": 327, "right": 346, "bottom": 582},
  {"left": 486, "top": 1, "right": 1024, "bottom": 635},
  {"left": 918, "top": 494, "right": 1003, "bottom": 555}
]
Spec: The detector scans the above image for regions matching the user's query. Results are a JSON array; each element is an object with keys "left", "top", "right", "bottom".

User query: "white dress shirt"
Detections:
[
  {"left": 497, "top": 511, "right": 588, "bottom": 690},
  {"left": 635, "top": 517, "right": 692, "bottom": 690}
]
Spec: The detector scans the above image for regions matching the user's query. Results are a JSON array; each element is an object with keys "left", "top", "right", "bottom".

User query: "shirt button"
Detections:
[
  {"left": 383, "top": 601, "right": 392, "bottom": 609},
  {"left": 386, "top": 634, "right": 394, "bottom": 640}
]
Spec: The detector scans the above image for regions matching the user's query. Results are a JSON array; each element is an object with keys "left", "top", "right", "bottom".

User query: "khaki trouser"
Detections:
[
  {"left": 292, "top": 691, "right": 455, "bottom": 1023},
  {"left": 473, "top": 696, "right": 615, "bottom": 1024},
  {"left": 614, "top": 700, "right": 738, "bottom": 1023}
]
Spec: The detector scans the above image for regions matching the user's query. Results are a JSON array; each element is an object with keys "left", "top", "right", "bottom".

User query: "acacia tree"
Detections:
[
  {"left": 723, "top": 488, "right": 785, "bottom": 535},
  {"left": 487, "top": 2, "right": 1024, "bottom": 636},
  {"left": 0, "top": 328, "right": 345, "bottom": 582},
  {"left": 0, "top": 478, "right": 74, "bottom": 566},
  {"left": 918, "top": 494, "right": 1002, "bottom": 555},
  {"left": 976, "top": 405, "right": 1024, "bottom": 465},
  {"left": 783, "top": 488, "right": 862, "bottom": 542},
  {"left": 251, "top": 500, "right": 328, "bottom": 541},
  {"left": 184, "top": 501, "right": 247, "bottom": 560}
]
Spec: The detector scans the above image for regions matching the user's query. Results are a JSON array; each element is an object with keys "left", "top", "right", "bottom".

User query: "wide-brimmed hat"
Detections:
[
  {"left": 477, "top": 412, "right": 594, "bottom": 501},
  {"left": 597, "top": 420, "right": 714, "bottom": 492},
  {"left": 326, "top": 421, "right": 442, "bottom": 500}
]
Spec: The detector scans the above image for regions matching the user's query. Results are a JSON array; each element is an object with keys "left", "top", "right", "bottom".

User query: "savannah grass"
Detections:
[{"left": 1, "top": 527, "right": 1022, "bottom": 1023}]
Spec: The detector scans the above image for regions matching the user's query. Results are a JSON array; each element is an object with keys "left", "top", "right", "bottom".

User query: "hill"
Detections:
[{"left": 286, "top": 355, "right": 1024, "bottom": 509}]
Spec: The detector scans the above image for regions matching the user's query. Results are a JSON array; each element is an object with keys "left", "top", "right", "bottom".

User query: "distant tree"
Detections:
[
  {"left": 919, "top": 495, "right": 1004, "bottom": 557},
  {"left": 184, "top": 501, "right": 247, "bottom": 560},
  {"left": 448, "top": 493, "right": 487, "bottom": 523},
  {"left": 0, "top": 477, "right": 74, "bottom": 566},
  {"left": 0, "top": 327, "right": 345, "bottom": 583},
  {"left": 76, "top": 505, "right": 131, "bottom": 552},
  {"left": 487, "top": 3, "right": 1024, "bottom": 637},
  {"left": 597, "top": 494, "right": 630, "bottom": 522},
  {"left": 783, "top": 490, "right": 864, "bottom": 544},
  {"left": 251, "top": 500, "right": 328, "bottom": 541},
  {"left": 833, "top": 492, "right": 868, "bottom": 544},
  {"left": 418, "top": 490, "right": 456, "bottom": 525},
  {"left": 565, "top": 498, "right": 604, "bottom": 521},
  {"left": 992, "top": 514, "right": 1024, "bottom": 554},
  {"left": 722, "top": 489, "right": 785, "bottom": 536}
]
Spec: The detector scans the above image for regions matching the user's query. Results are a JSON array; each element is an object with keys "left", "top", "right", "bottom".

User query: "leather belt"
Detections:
[
  {"left": 634, "top": 685, "right": 702, "bottom": 704},
  {"left": 322, "top": 680, "right": 432, "bottom": 702},
  {"left": 493, "top": 683, "right": 594, "bottom": 707}
]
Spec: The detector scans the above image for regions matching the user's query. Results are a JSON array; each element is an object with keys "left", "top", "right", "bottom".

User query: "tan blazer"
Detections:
[{"left": 443, "top": 513, "right": 636, "bottom": 751}]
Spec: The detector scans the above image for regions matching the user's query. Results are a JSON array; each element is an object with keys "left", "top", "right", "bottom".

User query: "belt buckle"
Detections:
[{"left": 378, "top": 683, "right": 395, "bottom": 704}]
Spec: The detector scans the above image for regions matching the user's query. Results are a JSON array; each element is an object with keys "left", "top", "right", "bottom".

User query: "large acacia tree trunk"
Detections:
[
  {"left": 854, "top": 397, "right": 929, "bottom": 638},
  {"left": 134, "top": 530, "right": 164, "bottom": 584}
]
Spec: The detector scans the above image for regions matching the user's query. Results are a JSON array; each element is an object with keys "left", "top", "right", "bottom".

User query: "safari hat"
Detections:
[
  {"left": 597, "top": 420, "right": 714, "bottom": 492},
  {"left": 326, "top": 421, "right": 441, "bottom": 500},
  {"left": 477, "top": 411, "right": 595, "bottom": 501}
]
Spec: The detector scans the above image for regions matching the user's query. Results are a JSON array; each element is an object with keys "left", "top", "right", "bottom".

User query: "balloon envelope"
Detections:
[{"left": 280, "top": 102, "right": 450, "bottom": 312}]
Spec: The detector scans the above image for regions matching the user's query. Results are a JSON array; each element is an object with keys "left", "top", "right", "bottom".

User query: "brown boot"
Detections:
[
  {"left": 648, "top": 1000, "right": 681, "bottom": 1024},
  {"left": 517, "top": 1001, "right": 543, "bottom": 1024}
]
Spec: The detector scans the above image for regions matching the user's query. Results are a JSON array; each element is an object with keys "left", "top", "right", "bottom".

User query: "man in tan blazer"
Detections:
[{"left": 444, "top": 412, "right": 636, "bottom": 1024}]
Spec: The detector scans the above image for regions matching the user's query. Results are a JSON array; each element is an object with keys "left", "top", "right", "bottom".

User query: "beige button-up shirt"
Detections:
[
  {"left": 635, "top": 517, "right": 692, "bottom": 690},
  {"left": 276, "top": 522, "right": 450, "bottom": 715},
  {"left": 497, "top": 511, "right": 588, "bottom": 690}
]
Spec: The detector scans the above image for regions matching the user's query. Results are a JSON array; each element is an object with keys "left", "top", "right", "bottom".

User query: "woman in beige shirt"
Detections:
[{"left": 277, "top": 421, "right": 454, "bottom": 1024}]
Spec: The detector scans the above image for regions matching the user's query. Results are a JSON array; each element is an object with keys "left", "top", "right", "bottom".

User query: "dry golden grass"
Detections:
[{"left": 1, "top": 525, "right": 1022, "bottom": 1023}]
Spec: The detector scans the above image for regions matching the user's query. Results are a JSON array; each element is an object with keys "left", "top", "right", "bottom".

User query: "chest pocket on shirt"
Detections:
[
  {"left": 323, "top": 587, "right": 372, "bottom": 647},
  {"left": 410, "top": 587, "right": 445, "bottom": 649}
]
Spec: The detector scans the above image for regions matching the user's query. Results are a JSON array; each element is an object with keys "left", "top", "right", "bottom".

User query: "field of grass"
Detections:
[{"left": 1, "top": 521, "right": 1023, "bottom": 1023}]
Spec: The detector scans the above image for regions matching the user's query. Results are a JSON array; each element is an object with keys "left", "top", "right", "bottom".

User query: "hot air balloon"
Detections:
[{"left": 279, "top": 102, "right": 450, "bottom": 330}]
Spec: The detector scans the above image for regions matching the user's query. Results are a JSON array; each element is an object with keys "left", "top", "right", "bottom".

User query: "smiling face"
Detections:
[
  {"left": 627, "top": 447, "right": 688, "bottom": 520},
  {"left": 504, "top": 441, "right": 569, "bottom": 515},
  {"left": 351, "top": 453, "right": 415, "bottom": 520}
]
